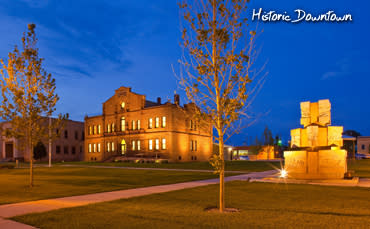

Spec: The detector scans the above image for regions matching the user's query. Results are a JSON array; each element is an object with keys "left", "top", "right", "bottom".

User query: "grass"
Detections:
[
  {"left": 0, "top": 166, "right": 221, "bottom": 205},
  {"left": 61, "top": 160, "right": 281, "bottom": 172},
  {"left": 347, "top": 159, "right": 370, "bottom": 178},
  {"left": 13, "top": 181, "right": 370, "bottom": 228}
]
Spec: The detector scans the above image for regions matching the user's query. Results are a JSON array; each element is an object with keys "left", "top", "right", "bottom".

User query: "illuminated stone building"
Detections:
[
  {"left": 0, "top": 119, "right": 84, "bottom": 162},
  {"left": 84, "top": 86, "right": 213, "bottom": 162}
]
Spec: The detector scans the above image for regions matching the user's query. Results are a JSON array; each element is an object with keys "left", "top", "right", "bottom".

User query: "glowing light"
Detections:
[{"left": 280, "top": 169, "right": 288, "bottom": 178}]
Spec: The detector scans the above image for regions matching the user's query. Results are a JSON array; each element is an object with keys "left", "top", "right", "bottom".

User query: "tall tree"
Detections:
[
  {"left": 262, "top": 126, "right": 273, "bottom": 145},
  {"left": 178, "top": 0, "right": 265, "bottom": 212},
  {"left": 0, "top": 24, "right": 67, "bottom": 187}
]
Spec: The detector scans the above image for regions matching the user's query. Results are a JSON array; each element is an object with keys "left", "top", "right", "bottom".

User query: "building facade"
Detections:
[
  {"left": 84, "top": 86, "right": 213, "bottom": 162},
  {"left": 357, "top": 136, "right": 370, "bottom": 155},
  {"left": 0, "top": 119, "right": 84, "bottom": 162}
]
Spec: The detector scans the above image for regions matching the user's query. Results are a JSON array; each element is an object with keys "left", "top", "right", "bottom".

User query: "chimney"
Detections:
[
  {"left": 174, "top": 94, "right": 180, "bottom": 105},
  {"left": 157, "top": 97, "right": 161, "bottom": 105}
]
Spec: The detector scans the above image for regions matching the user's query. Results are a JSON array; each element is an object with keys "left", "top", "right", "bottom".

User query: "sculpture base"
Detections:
[{"left": 284, "top": 149, "right": 347, "bottom": 180}]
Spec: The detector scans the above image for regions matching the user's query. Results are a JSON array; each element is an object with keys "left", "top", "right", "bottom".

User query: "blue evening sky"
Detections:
[{"left": 0, "top": 0, "right": 369, "bottom": 145}]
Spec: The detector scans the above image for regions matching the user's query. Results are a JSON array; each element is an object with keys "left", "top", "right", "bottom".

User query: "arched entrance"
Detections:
[{"left": 121, "top": 139, "right": 126, "bottom": 155}]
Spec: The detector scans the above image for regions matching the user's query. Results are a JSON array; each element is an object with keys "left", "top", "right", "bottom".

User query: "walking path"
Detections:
[
  {"left": 0, "top": 170, "right": 275, "bottom": 229},
  {"left": 60, "top": 164, "right": 247, "bottom": 173}
]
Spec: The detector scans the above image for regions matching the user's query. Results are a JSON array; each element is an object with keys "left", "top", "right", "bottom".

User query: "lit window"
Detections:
[
  {"left": 149, "top": 139, "right": 153, "bottom": 150},
  {"left": 88, "top": 144, "right": 92, "bottom": 153},
  {"left": 121, "top": 102, "right": 125, "bottom": 108},
  {"left": 132, "top": 140, "right": 136, "bottom": 150},
  {"left": 190, "top": 141, "right": 193, "bottom": 151},
  {"left": 93, "top": 143, "right": 96, "bottom": 152},
  {"left": 121, "top": 117, "right": 126, "bottom": 131},
  {"left": 137, "top": 120, "right": 141, "bottom": 129},
  {"left": 155, "top": 117, "right": 160, "bottom": 128},
  {"left": 107, "top": 124, "right": 111, "bottom": 133},
  {"left": 112, "top": 123, "right": 115, "bottom": 132},
  {"left": 112, "top": 142, "right": 115, "bottom": 151},
  {"left": 148, "top": 118, "right": 153, "bottom": 129},
  {"left": 107, "top": 142, "right": 110, "bottom": 152},
  {"left": 137, "top": 140, "right": 141, "bottom": 151},
  {"left": 162, "top": 117, "right": 166, "bottom": 127},
  {"left": 162, "top": 138, "right": 166, "bottom": 149},
  {"left": 132, "top": 120, "right": 136, "bottom": 130},
  {"left": 98, "top": 143, "right": 101, "bottom": 152},
  {"left": 93, "top": 125, "right": 97, "bottom": 134},
  {"left": 98, "top": 125, "right": 101, "bottom": 134},
  {"left": 89, "top": 126, "right": 92, "bottom": 135},
  {"left": 155, "top": 139, "right": 159, "bottom": 150}
]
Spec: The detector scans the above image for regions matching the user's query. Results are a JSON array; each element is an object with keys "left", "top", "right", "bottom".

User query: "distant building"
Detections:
[
  {"left": 0, "top": 119, "right": 84, "bottom": 162},
  {"left": 357, "top": 136, "right": 370, "bottom": 155},
  {"left": 84, "top": 86, "right": 213, "bottom": 162},
  {"left": 232, "top": 145, "right": 277, "bottom": 160}
]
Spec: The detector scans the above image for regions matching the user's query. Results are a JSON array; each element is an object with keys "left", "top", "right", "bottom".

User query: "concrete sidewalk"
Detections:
[{"left": 0, "top": 170, "right": 276, "bottom": 229}]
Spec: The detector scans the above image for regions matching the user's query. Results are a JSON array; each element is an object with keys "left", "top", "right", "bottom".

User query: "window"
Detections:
[
  {"left": 64, "top": 146, "right": 69, "bottom": 154},
  {"left": 93, "top": 144, "right": 96, "bottom": 153},
  {"left": 155, "top": 117, "right": 160, "bottom": 128},
  {"left": 72, "top": 146, "right": 76, "bottom": 155},
  {"left": 149, "top": 139, "right": 153, "bottom": 150},
  {"left": 190, "top": 120, "right": 193, "bottom": 130},
  {"left": 362, "top": 144, "right": 365, "bottom": 150},
  {"left": 162, "top": 138, "right": 166, "bottom": 150},
  {"left": 107, "top": 142, "right": 110, "bottom": 152},
  {"left": 132, "top": 120, "right": 136, "bottom": 130},
  {"left": 98, "top": 143, "right": 101, "bottom": 152},
  {"left": 107, "top": 124, "right": 111, "bottom": 133},
  {"left": 137, "top": 140, "right": 141, "bottom": 151},
  {"left": 162, "top": 116, "right": 166, "bottom": 127},
  {"left": 82, "top": 131, "right": 85, "bottom": 140},
  {"left": 56, "top": 145, "right": 61, "bottom": 154},
  {"left": 112, "top": 123, "right": 115, "bottom": 132},
  {"left": 75, "top": 131, "right": 78, "bottom": 140},
  {"left": 121, "top": 117, "right": 126, "bottom": 131},
  {"left": 89, "top": 144, "right": 92, "bottom": 153},
  {"left": 132, "top": 140, "right": 136, "bottom": 150},
  {"left": 64, "top": 130, "right": 68, "bottom": 139},
  {"left": 112, "top": 142, "right": 115, "bottom": 152},
  {"left": 137, "top": 120, "right": 141, "bottom": 130},
  {"left": 98, "top": 125, "right": 101, "bottom": 134},
  {"left": 190, "top": 140, "right": 197, "bottom": 151},
  {"left": 80, "top": 146, "right": 82, "bottom": 153},
  {"left": 89, "top": 126, "right": 92, "bottom": 135},
  {"left": 121, "top": 101, "right": 125, "bottom": 108},
  {"left": 148, "top": 118, "right": 153, "bottom": 129},
  {"left": 155, "top": 139, "right": 159, "bottom": 150},
  {"left": 56, "top": 128, "right": 60, "bottom": 136},
  {"left": 93, "top": 125, "right": 97, "bottom": 134}
]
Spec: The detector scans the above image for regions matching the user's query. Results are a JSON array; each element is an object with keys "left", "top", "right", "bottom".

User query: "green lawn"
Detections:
[
  {"left": 0, "top": 166, "right": 220, "bottom": 205},
  {"left": 347, "top": 159, "right": 370, "bottom": 178},
  {"left": 62, "top": 160, "right": 281, "bottom": 172},
  {"left": 13, "top": 181, "right": 370, "bottom": 228}
]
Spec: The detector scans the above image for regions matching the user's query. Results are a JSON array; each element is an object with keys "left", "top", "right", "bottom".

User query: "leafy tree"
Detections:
[
  {"left": 33, "top": 141, "right": 47, "bottom": 160},
  {"left": 0, "top": 24, "right": 67, "bottom": 187},
  {"left": 342, "top": 130, "right": 361, "bottom": 138},
  {"left": 178, "top": 0, "right": 265, "bottom": 212}
]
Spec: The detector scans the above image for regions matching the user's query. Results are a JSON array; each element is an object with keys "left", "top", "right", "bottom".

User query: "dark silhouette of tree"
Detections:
[{"left": 33, "top": 141, "right": 47, "bottom": 160}]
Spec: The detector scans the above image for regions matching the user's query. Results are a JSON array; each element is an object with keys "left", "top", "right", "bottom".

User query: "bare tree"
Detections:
[{"left": 178, "top": 0, "right": 266, "bottom": 212}]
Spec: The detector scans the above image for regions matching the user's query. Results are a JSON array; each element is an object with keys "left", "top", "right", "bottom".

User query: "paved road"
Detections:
[{"left": 0, "top": 170, "right": 276, "bottom": 229}]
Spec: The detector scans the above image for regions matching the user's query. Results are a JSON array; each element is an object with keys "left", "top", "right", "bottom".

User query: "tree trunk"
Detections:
[
  {"left": 218, "top": 133, "right": 225, "bottom": 212},
  {"left": 30, "top": 142, "right": 34, "bottom": 187}
]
